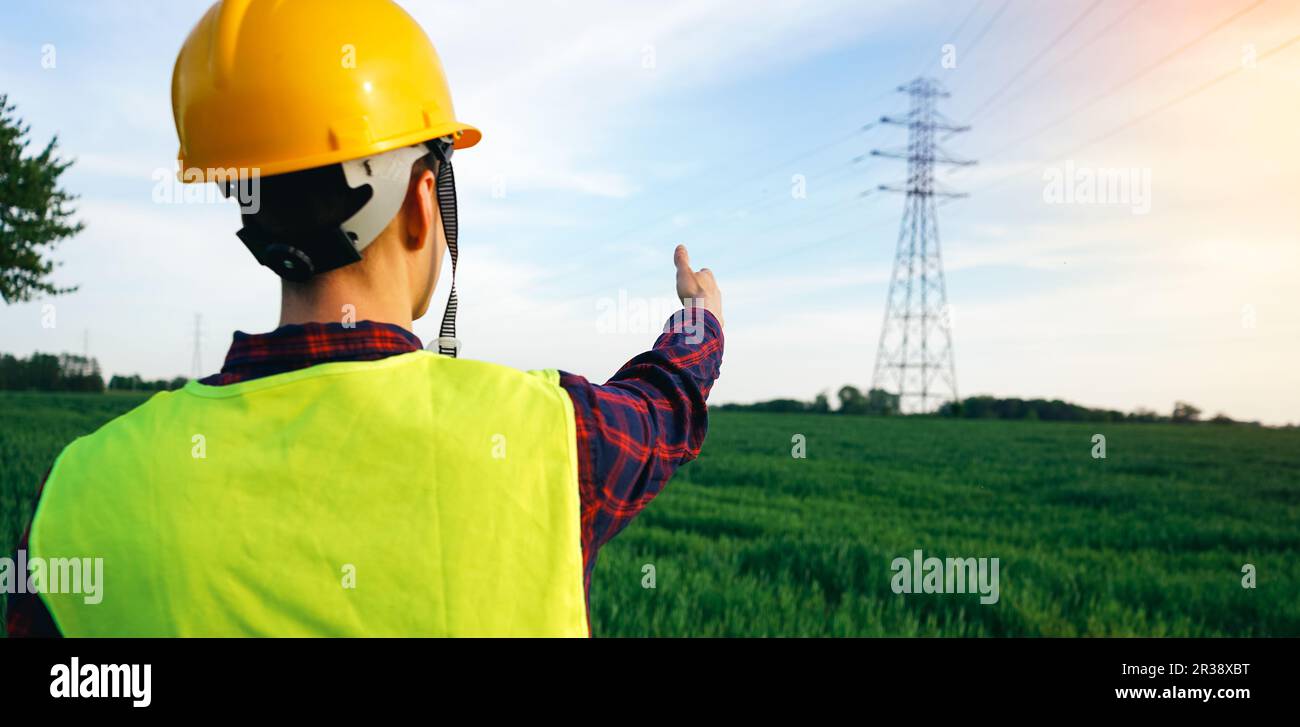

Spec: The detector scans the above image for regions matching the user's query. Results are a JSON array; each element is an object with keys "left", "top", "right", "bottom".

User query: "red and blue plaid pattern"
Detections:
[{"left": 198, "top": 321, "right": 423, "bottom": 385}]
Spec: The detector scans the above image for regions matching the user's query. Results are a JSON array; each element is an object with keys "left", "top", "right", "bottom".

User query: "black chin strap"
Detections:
[{"left": 434, "top": 160, "right": 460, "bottom": 357}]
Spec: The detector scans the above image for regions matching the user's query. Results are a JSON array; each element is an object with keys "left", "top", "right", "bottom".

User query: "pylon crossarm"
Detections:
[
  {"left": 870, "top": 149, "right": 975, "bottom": 166},
  {"left": 879, "top": 115, "right": 971, "bottom": 134},
  {"left": 876, "top": 183, "right": 968, "bottom": 198}
]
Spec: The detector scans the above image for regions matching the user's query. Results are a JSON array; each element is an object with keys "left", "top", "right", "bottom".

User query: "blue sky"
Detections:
[{"left": 2, "top": 0, "right": 1298, "bottom": 423}]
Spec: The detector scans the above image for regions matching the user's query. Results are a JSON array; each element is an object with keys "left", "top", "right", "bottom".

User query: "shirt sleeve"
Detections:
[{"left": 558, "top": 307, "right": 724, "bottom": 587}]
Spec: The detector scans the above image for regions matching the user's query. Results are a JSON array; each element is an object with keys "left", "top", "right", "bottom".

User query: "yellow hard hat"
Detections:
[{"left": 172, "top": 0, "right": 480, "bottom": 181}]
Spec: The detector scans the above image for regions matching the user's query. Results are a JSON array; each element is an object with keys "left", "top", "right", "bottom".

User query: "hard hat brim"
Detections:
[{"left": 177, "top": 121, "right": 480, "bottom": 183}]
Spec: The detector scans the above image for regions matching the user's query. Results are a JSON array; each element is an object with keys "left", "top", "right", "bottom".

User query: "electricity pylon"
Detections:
[{"left": 869, "top": 78, "right": 973, "bottom": 414}]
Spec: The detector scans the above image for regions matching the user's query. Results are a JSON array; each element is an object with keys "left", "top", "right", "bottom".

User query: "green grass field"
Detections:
[{"left": 3, "top": 392, "right": 1298, "bottom": 636}]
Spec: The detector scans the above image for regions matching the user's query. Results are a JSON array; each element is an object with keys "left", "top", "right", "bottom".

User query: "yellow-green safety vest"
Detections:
[{"left": 28, "top": 351, "right": 588, "bottom": 636}]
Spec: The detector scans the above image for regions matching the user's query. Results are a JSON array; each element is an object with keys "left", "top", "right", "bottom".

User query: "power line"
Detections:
[
  {"left": 978, "top": 0, "right": 1268, "bottom": 160},
  {"left": 963, "top": 0, "right": 1105, "bottom": 119},
  {"left": 956, "top": 0, "right": 1014, "bottom": 67},
  {"left": 528, "top": 136, "right": 894, "bottom": 296},
  {"left": 725, "top": 228, "right": 865, "bottom": 277},
  {"left": 618, "top": 198, "right": 898, "bottom": 289},
  {"left": 523, "top": 197, "right": 893, "bottom": 322},
  {"left": 949, "top": 30, "right": 1300, "bottom": 202},
  {"left": 601, "top": 124, "right": 873, "bottom": 250},
  {"left": 678, "top": 156, "right": 857, "bottom": 224},
  {"left": 528, "top": 121, "right": 886, "bottom": 288},
  {"left": 530, "top": 144, "right": 915, "bottom": 309},
  {"left": 1061, "top": 31, "right": 1300, "bottom": 157},
  {"left": 970, "top": 0, "right": 1150, "bottom": 122},
  {"left": 741, "top": 192, "right": 879, "bottom": 238},
  {"left": 522, "top": 118, "right": 889, "bottom": 293},
  {"left": 912, "top": 0, "right": 986, "bottom": 78},
  {"left": 625, "top": 125, "right": 865, "bottom": 235},
  {"left": 686, "top": 160, "right": 875, "bottom": 227}
]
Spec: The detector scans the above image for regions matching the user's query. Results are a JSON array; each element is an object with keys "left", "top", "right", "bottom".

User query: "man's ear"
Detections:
[{"left": 403, "top": 167, "right": 438, "bottom": 251}]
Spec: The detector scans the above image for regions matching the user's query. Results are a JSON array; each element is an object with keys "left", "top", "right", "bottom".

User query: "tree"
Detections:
[
  {"left": 107, "top": 373, "right": 187, "bottom": 392},
  {"left": 0, "top": 351, "right": 103, "bottom": 391},
  {"left": 1128, "top": 407, "right": 1161, "bottom": 423},
  {"left": 810, "top": 391, "right": 830, "bottom": 413},
  {"left": 864, "top": 388, "right": 900, "bottom": 416},
  {"left": 1171, "top": 401, "right": 1202, "bottom": 423},
  {"left": 837, "top": 385, "right": 867, "bottom": 415},
  {"left": 0, "top": 94, "right": 84, "bottom": 303}
]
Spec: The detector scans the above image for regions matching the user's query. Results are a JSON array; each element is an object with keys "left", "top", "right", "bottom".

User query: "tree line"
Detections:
[
  {"left": 0, "top": 353, "right": 1268, "bottom": 426},
  {"left": 715, "top": 386, "right": 901, "bottom": 415},
  {"left": 0, "top": 352, "right": 187, "bottom": 392},
  {"left": 716, "top": 385, "right": 1258, "bottom": 426}
]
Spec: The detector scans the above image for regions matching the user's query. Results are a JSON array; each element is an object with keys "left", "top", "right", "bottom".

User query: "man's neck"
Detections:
[{"left": 279, "top": 279, "right": 413, "bottom": 332}]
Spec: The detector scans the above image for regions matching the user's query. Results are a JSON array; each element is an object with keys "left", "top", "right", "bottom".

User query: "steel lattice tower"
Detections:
[{"left": 869, "top": 78, "right": 973, "bottom": 414}]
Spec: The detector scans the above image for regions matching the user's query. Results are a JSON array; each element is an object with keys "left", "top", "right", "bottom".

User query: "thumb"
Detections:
[{"left": 674, "top": 244, "right": 695, "bottom": 288}]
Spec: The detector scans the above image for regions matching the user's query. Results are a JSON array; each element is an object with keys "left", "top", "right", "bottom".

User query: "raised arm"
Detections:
[{"left": 558, "top": 245, "right": 725, "bottom": 575}]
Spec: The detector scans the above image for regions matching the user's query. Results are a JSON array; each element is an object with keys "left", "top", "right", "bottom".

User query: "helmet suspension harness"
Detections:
[
  {"left": 433, "top": 153, "right": 460, "bottom": 358},
  {"left": 232, "top": 135, "right": 462, "bottom": 357}
]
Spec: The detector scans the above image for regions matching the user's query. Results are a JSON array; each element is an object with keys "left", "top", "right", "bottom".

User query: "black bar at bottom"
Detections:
[{"left": 0, "top": 637, "right": 1289, "bottom": 713}]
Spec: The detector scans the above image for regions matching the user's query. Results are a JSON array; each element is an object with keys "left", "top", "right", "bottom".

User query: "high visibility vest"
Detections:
[{"left": 28, "top": 351, "right": 588, "bottom": 636}]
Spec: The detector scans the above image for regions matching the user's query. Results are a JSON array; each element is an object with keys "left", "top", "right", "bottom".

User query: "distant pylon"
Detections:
[
  {"left": 191, "top": 314, "right": 202, "bottom": 379},
  {"left": 869, "top": 78, "right": 973, "bottom": 414}
]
